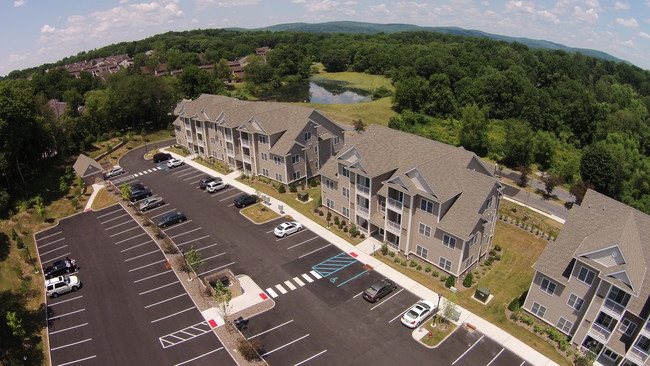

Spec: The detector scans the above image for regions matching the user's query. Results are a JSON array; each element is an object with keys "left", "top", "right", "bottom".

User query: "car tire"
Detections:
[
  {"left": 72, "top": 286, "right": 78, "bottom": 292},
  {"left": 161, "top": 223, "right": 166, "bottom": 228},
  {"left": 179, "top": 218, "right": 184, "bottom": 223},
  {"left": 283, "top": 233, "right": 287, "bottom": 238},
  {"left": 298, "top": 227, "right": 302, "bottom": 231},
  {"left": 52, "top": 292, "right": 59, "bottom": 298},
  {"left": 66, "top": 268, "right": 71, "bottom": 273}
]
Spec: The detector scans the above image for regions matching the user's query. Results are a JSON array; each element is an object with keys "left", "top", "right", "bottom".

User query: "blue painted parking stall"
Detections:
[{"left": 311, "top": 252, "right": 357, "bottom": 277}]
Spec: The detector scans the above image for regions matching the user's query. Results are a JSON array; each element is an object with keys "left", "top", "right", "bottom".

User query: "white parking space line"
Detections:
[
  {"left": 50, "top": 338, "right": 92, "bottom": 351},
  {"left": 99, "top": 213, "right": 129, "bottom": 224},
  {"left": 266, "top": 288, "right": 278, "bottom": 298},
  {"left": 139, "top": 281, "right": 179, "bottom": 295},
  {"left": 125, "top": 249, "right": 160, "bottom": 262},
  {"left": 299, "top": 244, "right": 332, "bottom": 259},
  {"left": 41, "top": 253, "right": 70, "bottom": 265},
  {"left": 49, "top": 322, "right": 89, "bottom": 335},
  {"left": 183, "top": 173, "right": 204, "bottom": 181},
  {"left": 249, "top": 319, "right": 294, "bottom": 339},
  {"left": 284, "top": 281, "right": 297, "bottom": 290},
  {"left": 48, "top": 308, "right": 86, "bottom": 321},
  {"left": 261, "top": 334, "right": 309, "bottom": 357},
  {"left": 145, "top": 293, "right": 187, "bottom": 308},
  {"left": 286, "top": 236, "right": 319, "bottom": 249},
  {"left": 114, "top": 232, "right": 146, "bottom": 245},
  {"left": 195, "top": 243, "right": 219, "bottom": 252},
  {"left": 294, "top": 350, "right": 327, "bottom": 366},
  {"left": 353, "top": 292, "right": 363, "bottom": 299},
  {"left": 96, "top": 208, "right": 122, "bottom": 219},
  {"left": 275, "top": 284, "right": 287, "bottom": 294},
  {"left": 162, "top": 220, "right": 193, "bottom": 231},
  {"left": 173, "top": 347, "right": 223, "bottom": 366},
  {"left": 293, "top": 277, "right": 305, "bottom": 286},
  {"left": 301, "top": 274, "right": 314, "bottom": 283},
  {"left": 121, "top": 240, "right": 154, "bottom": 252},
  {"left": 150, "top": 209, "right": 175, "bottom": 219},
  {"left": 371, "top": 288, "right": 403, "bottom": 311},
  {"left": 38, "top": 230, "right": 63, "bottom": 241},
  {"left": 38, "top": 237, "right": 65, "bottom": 249},
  {"left": 57, "top": 355, "right": 97, "bottom": 366},
  {"left": 104, "top": 220, "right": 133, "bottom": 231},
  {"left": 109, "top": 226, "right": 140, "bottom": 237},
  {"left": 198, "top": 261, "right": 235, "bottom": 276},
  {"left": 151, "top": 307, "right": 195, "bottom": 323},
  {"left": 47, "top": 296, "right": 83, "bottom": 307},
  {"left": 208, "top": 187, "right": 232, "bottom": 197},
  {"left": 198, "top": 252, "right": 226, "bottom": 262},
  {"left": 519, "top": 361, "right": 526, "bottom": 366},
  {"left": 452, "top": 335, "right": 484, "bottom": 365},
  {"left": 486, "top": 348, "right": 505, "bottom": 366},
  {"left": 39, "top": 245, "right": 68, "bottom": 258},
  {"left": 388, "top": 311, "right": 405, "bottom": 324},
  {"left": 174, "top": 168, "right": 195, "bottom": 177},
  {"left": 219, "top": 193, "right": 241, "bottom": 202},
  {"left": 128, "top": 259, "right": 166, "bottom": 272},
  {"left": 309, "top": 270, "right": 322, "bottom": 279},
  {"left": 174, "top": 232, "right": 207, "bottom": 242},
  {"left": 134, "top": 270, "right": 173, "bottom": 283},
  {"left": 145, "top": 204, "right": 167, "bottom": 213}
]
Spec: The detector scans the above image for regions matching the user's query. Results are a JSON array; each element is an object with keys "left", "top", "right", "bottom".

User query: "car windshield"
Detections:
[
  {"left": 365, "top": 286, "right": 378, "bottom": 296},
  {"left": 406, "top": 309, "right": 419, "bottom": 318}
]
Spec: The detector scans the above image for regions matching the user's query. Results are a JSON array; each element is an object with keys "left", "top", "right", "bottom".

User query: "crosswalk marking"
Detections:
[
  {"left": 275, "top": 284, "right": 287, "bottom": 294},
  {"left": 301, "top": 273, "right": 314, "bottom": 283},
  {"left": 266, "top": 288, "right": 278, "bottom": 298},
  {"left": 265, "top": 272, "right": 323, "bottom": 299},
  {"left": 293, "top": 277, "right": 305, "bottom": 286},
  {"left": 284, "top": 280, "right": 296, "bottom": 290},
  {"left": 310, "top": 270, "right": 322, "bottom": 279}
]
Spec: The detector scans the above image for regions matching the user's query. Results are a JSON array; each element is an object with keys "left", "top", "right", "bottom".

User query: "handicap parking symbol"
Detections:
[{"left": 330, "top": 277, "right": 338, "bottom": 283}]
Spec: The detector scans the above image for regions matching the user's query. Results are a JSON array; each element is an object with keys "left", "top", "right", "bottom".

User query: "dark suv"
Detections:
[
  {"left": 362, "top": 278, "right": 397, "bottom": 303},
  {"left": 234, "top": 194, "right": 258, "bottom": 208},
  {"left": 130, "top": 188, "right": 152, "bottom": 202},
  {"left": 153, "top": 152, "right": 172, "bottom": 163},
  {"left": 44, "top": 258, "right": 77, "bottom": 279}
]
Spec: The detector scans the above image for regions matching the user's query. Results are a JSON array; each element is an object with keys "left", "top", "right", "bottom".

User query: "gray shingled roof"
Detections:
[
  {"left": 73, "top": 154, "right": 103, "bottom": 178},
  {"left": 533, "top": 190, "right": 650, "bottom": 313}
]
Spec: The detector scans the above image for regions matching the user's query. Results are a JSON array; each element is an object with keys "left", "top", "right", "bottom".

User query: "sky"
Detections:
[{"left": 1, "top": 0, "right": 650, "bottom": 76}]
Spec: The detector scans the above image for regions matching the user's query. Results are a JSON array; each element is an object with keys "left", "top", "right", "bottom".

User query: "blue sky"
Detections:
[{"left": 1, "top": 0, "right": 650, "bottom": 76}]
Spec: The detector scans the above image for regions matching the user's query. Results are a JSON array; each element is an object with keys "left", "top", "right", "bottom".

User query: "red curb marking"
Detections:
[
  {"left": 259, "top": 292, "right": 269, "bottom": 300},
  {"left": 349, "top": 252, "right": 358, "bottom": 258},
  {"left": 208, "top": 319, "right": 218, "bottom": 328},
  {"left": 84, "top": 208, "right": 91, "bottom": 212},
  {"left": 465, "top": 323, "right": 477, "bottom": 330}
]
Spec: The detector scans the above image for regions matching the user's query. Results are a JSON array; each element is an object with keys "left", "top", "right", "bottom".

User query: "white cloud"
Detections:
[
  {"left": 615, "top": 17, "right": 638, "bottom": 27},
  {"left": 40, "top": 24, "right": 56, "bottom": 33},
  {"left": 9, "top": 54, "right": 27, "bottom": 63},
  {"left": 614, "top": 1, "right": 629, "bottom": 10},
  {"left": 291, "top": 0, "right": 306, "bottom": 3},
  {"left": 370, "top": 4, "right": 390, "bottom": 14},
  {"left": 119, "top": 0, "right": 130, "bottom": 4},
  {"left": 639, "top": 31, "right": 650, "bottom": 39},
  {"left": 481, "top": 1, "right": 489, "bottom": 5},
  {"left": 13, "top": 0, "right": 25, "bottom": 7},
  {"left": 340, "top": 7, "right": 356, "bottom": 15},
  {"left": 572, "top": 6, "right": 599, "bottom": 23},
  {"left": 305, "top": 0, "right": 339, "bottom": 12},
  {"left": 196, "top": 0, "right": 261, "bottom": 10},
  {"left": 615, "top": 39, "right": 634, "bottom": 47},
  {"left": 505, "top": 1, "right": 535, "bottom": 14}
]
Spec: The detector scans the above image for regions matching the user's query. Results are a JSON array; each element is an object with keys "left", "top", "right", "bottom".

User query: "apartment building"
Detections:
[
  {"left": 172, "top": 94, "right": 345, "bottom": 184},
  {"left": 319, "top": 124, "right": 501, "bottom": 278},
  {"left": 523, "top": 190, "right": 650, "bottom": 366}
]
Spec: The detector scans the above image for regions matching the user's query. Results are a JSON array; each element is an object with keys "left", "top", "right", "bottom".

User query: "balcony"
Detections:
[
  {"left": 387, "top": 197, "right": 403, "bottom": 210},
  {"left": 590, "top": 322, "right": 613, "bottom": 342},
  {"left": 243, "top": 155, "right": 251, "bottom": 164},
  {"left": 386, "top": 220, "right": 401, "bottom": 232},
  {"left": 630, "top": 346, "right": 649, "bottom": 363},
  {"left": 240, "top": 139, "right": 250, "bottom": 148},
  {"left": 357, "top": 205, "right": 369, "bottom": 216},
  {"left": 226, "top": 148, "right": 235, "bottom": 156},
  {"left": 224, "top": 133, "right": 234, "bottom": 142},
  {"left": 644, "top": 321, "right": 650, "bottom": 335},
  {"left": 602, "top": 298, "right": 626, "bottom": 318},
  {"left": 356, "top": 184, "right": 370, "bottom": 196}
]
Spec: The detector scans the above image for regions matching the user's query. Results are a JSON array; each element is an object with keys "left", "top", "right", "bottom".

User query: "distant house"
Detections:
[
  {"left": 523, "top": 189, "right": 650, "bottom": 366},
  {"left": 73, "top": 154, "right": 104, "bottom": 186},
  {"left": 47, "top": 99, "right": 68, "bottom": 119}
]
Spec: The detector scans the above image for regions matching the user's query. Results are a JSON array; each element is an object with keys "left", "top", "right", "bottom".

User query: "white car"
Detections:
[
  {"left": 401, "top": 300, "right": 436, "bottom": 328},
  {"left": 206, "top": 180, "right": 229, "bottom": 193},
  {"left": 105, "top": 166, "right": 124, "bottom": 178},
  {"left": 273, "top": 221, "right": 303, "bottom": 237},
  {"left": 45, "top": 275, "right": 82, "bottom": 298},
  {"left": 167, "top": 158, "right": 184, "bottom": 168}
]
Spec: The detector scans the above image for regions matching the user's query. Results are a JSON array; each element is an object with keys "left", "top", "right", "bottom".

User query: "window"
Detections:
[
  {"left": 557, "top": 317, "right": 573, "bottom": 333},
  {"left": 420, "top": 198, "right": 434, "bottom": 214},
  {"left": 608, "top": 286, "right": 631, "bottom": 307},
  {"left": 304, "top": 131, "right": 312, "bottom": 141},
  {"left": 342, "top": 166, "right": 350, "bottom": 178},
  {"left": 342, "top": 206, "right": 349, "bottom": 218},
  {"left": 467, "top": 235, "right": 477, "bottom": 247},
  {"left": 342, "top": 187, "right": 349, "bottom": 198},
  {"left": 439, "top": 257, "right": 452, "bottom": 271},
  {"left": 577, "top": 266, "right": 596, "bottom": 285},
  {"left": 567, "top": 294, "right": 584, "bottom": 311},
  {"left": 635, "top": 336, "right": 650, "bottom": 352},
  {"left": 314, "top": 145, "right": 318, "bottom": 153},
  {"left": 540, "top": 278, "right": 557, "bottom": 295},
  {"left": 486, "top": 196, "right": 493, "bottom": 209},
  {"left": 275, "top": 173, "right": 283, "bottom": 182},
  {"left": 210, "top": 137, "right": 216, "bottom": 144},
  {"left": 416, "top": 245, "right": 428, "bottom": 259},
  {"left": 258, "top": 135, "right": 268, "bottom": 144},
  {"left": 442, "top": 234, "right": 456, "bottom": 250},
  {"left": 262, "top": 169, "right": 269, "bottom": 177},
  {"left": 465, "top": 255, "right": 475, "bottom": 269},
  {"left": 619, "top": 318, "right": 637, "bottom": 336},
  {"left": 292, "top": 171, "right": 300, "bottom": 180},
  {"left": 333, "top": 136, "right": 340, "bottom": 145},
  {"left": 326, "top": 198, "right": 334, "bottom": 209},
  {"left": 418, "top": 223, "right": 431, "bottom": 238},
  {"left": 531, "top": 302, "right": 547, "bottom": 317},
  {"left": 291, "top": 155, "right": 300, "bottom": 164},
  {"left": 274, "top": 156, "right": 284, "bottom": 165},
  {"left": 261, "top": 153, "right": 268, "bottom": 161},
  {"left": 325, "top": 179, "right": 334, "bottom": 190},
  {"left": 596, "top": 312, "right": 614, "bottom": 328}
]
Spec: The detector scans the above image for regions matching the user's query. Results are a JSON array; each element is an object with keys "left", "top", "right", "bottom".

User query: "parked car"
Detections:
[
  {"left": 105, "top": 166, "right": 124, "bottom": 178},
  {"left": 139, "top": 196, "right": 164, "bottom": 211},
  {"left": 274, "top": 221, "right": 303, "bottom": 237},
  {"left": 156, "top": 211, "right": 187, "bottom": 227},
  {"left": 153, "top": 152, "right": 172, "bottom": 163},
  {"left": 206, "top": 180, "right": 229, "bottom": 193},
  {"left": 199, "top": 176, "right": 221, "bottom": 189},
  {"left": 234, "top": 194, "right": 258, "bottom": 208},
  {"left": 45, "top": 275, "right": 81, "bottom": 298},
  {"left": 130, "top": 183, "right": 145, "bottom": 192},
  {"left": 362, "top": 278, "right": 397, "bottom": 303},
  {"left": 167, "top": 158, "right": 184, "bottom": 168},
  {"left": 401, "top": 300, "right": 436, "bottom": 328},
  {"left": 44, "top": 258, "right": 77, "bottom": 279},
  {"left": 130, "top": 188, "right": 152, "bottom": 202}
]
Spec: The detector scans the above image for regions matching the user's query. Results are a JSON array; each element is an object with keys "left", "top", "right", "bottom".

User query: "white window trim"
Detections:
[
  {"left": 577, "top": 266, "right": 596, "bottom": 286},
  {"left": 420, "top": 198, "right": 434, "bottom": 215},
  {"left": 442, "top": 234, "right": 456, "bottom": 250},
  {"left": 531, "top": 302, "right": 546, "bottom": 318},
  {"left": 539, "top": 277, "right": 557, "bottom": 296},
  {"left": 416, "top": 245, "right": 428, "bottom": 259},
  {"left": 418, "top": 223, "right": 431, "bottom": 238},
  {"left": 566, "top": 293, "right": 584, "bottom": 311},
  {"left": 557, "top": 317, "right": 573, "bottom": 334}
]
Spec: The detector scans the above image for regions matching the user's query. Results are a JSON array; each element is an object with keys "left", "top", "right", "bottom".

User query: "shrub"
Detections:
[
  {"left": 445, "top": 275, "right": 456, "bottom": 288},
  {"left": 533, "top": 324, "right": 544, "bottom": 333},
  {"left": 425, "top": 265, "right": 432, "bottom": 273},
  {"left": 489, "top": 249, "right": 496, "bottom": 256},
  {"left": 394, "top": 257, "right": 401, "bottom": 263},
  {"left": 416, "top": 265, "right": 422, "bottom": 271},
  {"left": 319, "top": 211, "right": 324, "bottom": 216},
  {"left": 278, "top": 184, "right": 286, "bottom": 193},
  {"left": 237, "top": 338, "right": 263, "bottom": 361},
  {"left": 440, "top": 275, "right": 447, "bottom": 282},
  {"left": 432, "top": 271, "right": 439, "bottom": 278},
  {"left": 508, "top": 296, "right": 522, "bottom": 312},
  {"left": 360, "top": 233, "right": 365, "bottom": 239},
  {"left": 343, "top": 226, "right": 348, "bottom": 232},
  {"left": 521, "top": 315, "right": 535, "bottom": 326},
  {"left": 494, "top": 254, "right": 501, "bottom": 261},
  {"left": 380, "top": 242, "right": 388, "bottom": 255},
  {"left": 409, "top": 260, "right": 417, "bottom": 268},
  {"left": 289, "top": 183, "right": 297, "bottom": 192},
  {"left": 494, "top": 244, "right": 502, "bottom": 251},
  {"left": 400, "top": 260, "right": 407, "bottom": 266},
  {"left": 341, "top": 220, "right": 346, "bottom": 226},
  {"left": 309, "top": 179, "right": 318, "bottom": 187},
  {"left": 333, "top": 216, "right": 340, "bottom": 225},
  {"left": 463, "top": 273, "right": 474, "bottom": 288},
  {"left": 327, "top": 212, "right": 332, "bottom": 221},
  {"left": 388, "top": 251, "right": 395, "bottom": 257}
]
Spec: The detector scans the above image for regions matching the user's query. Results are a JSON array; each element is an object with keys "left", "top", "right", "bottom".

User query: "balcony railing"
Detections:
[
  {"left": 243, "top": 155, "right": 251, "bottom": 164},
  {"left": 590, "top": 322, "right": 613, "bottom": 342},
  {"left": 386, "top": 220, "right": 401, "bottom": 232},
  {"left": 602, "top": 298, "right": 626, "bottom": 317},
  {"left": 357, "top": 205, "right": 369, "bottom": 216},
  {"left": 387, "top": 197, "right": 403, "bottom": 210},
  {"left": 356, "top": 184, "right": 370, "bottom": 196},
  {"left": 226, "top": 148, "right": 235, "bottom": 156},
  {"left": 630, "top": 346, "right": 649, "bottom": 363},
  {"left": 240, "top": 139, "right": 250, "bottom": 148},
  {"left": 224, "top": 134, "right": 233, "bottom": 142}
]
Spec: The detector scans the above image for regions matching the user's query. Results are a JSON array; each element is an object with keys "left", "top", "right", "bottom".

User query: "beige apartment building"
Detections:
[
  {"left": 172, "top": 94, "right": 345, "bottom": 184},
  {"left": 319, "top": 124, "right": 502, "bottom": 278},
  {"left": 523, "top": 190, "right": 650, "bottom": 366}
]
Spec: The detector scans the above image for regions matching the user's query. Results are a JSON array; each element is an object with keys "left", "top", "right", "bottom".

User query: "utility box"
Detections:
[
  {"left": 298, "top": 191, "right": 309, "bottom": 202},
  {"left": 475, "top": 287, "right": 490, "bottom": 303}
]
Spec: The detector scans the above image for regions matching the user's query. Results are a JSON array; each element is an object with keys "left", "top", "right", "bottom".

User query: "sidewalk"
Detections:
[{"left": 158, "top": 150, "right": 561, "bottom": 366}]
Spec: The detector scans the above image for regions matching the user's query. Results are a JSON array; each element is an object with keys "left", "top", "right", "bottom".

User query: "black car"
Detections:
[
  {"left": 199, "top": 176, "right": 222, "bottom": 189},
  {"left": 44, "top": 258, "right": 77, "bottom": 279},
  {"left": 153, "top": 152, "right": 172, "bottom": 163},
  {"left": 130, "top": 188, "right": 152, "bottom": 202},
  {"left": 130, "top": 183, "right": 145, "bottom": 192},
  {"left": 362, "top": 278, "right": 397, "bottom": 303},
  {"left": 234, "top": 194, "right": 258, "bottom": 208},
  {"left": 156, "top": 211, "right": 187, "bottom": 227}
]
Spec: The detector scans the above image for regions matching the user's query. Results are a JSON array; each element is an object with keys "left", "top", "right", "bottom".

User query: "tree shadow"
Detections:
[{"left": 0, "top": 232, "right": 9, "bottom": 262}]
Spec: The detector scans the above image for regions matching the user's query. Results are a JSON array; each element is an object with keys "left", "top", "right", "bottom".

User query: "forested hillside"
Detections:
[{"left": 1, "top": 28, "right": 649, "bottom": 215}]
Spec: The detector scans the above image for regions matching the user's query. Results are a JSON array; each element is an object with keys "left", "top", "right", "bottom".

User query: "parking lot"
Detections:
[{"left": 37, "top": 144, "right": 528, "bottom": 365}]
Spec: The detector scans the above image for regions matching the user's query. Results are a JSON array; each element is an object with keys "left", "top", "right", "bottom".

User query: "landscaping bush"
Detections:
[
  {"left": 289, "top": 183, "right": 297, "bottom": 192},
  {"left": 343, "top": 226, "right": 348, "bottom": 232},
  {"left": 463, "top": 273, "right": 474, "bottom": 288},
  {"left": 319, "top": 211, "right": 324, "bottom": 216},
  {"left": 341, "top": 220, "right": 346, "bottom": 226},
  {"left": 494, "top": 254, "right": 501, "bottom": 261},
  {"left": 489, "top": 249, "right": 496, "bottom": 256},
  {"left": 440, "top": 275, "right": 447, "bottom": 282},
  {"left": 521, "top": 315, "right": 535, "bottom": 326},
  {"left": 425, "top": 265, "right": 432, "bottom": 273},
  {"left": 445, "top": 275, "right": 456, "bottom": 288},
  {"left": 309, "top": 179, "right": 318, "bottom": 187},
  {"left": 388, "top": 251, "right": 395, "bottom": 257},
  {"left": 400, "top": 260, "right": 407, "bottom": 266},
  {"left": 432, "top": 271, "right": 439, "bottom": 277},
  {"left": 394, "top": 257, "right": 400, "bottom": 263},
  {"left": 494, "top": 244, "right": 502, "bottom": 251},
  {"left": 533, "top": 324, "right": 544, "bottom": 334},
  {"left": 237, "top": 338, "right": 263, "bottom": 361},
  {"left": 380, "top": 242, "right": 388, "bottom": 255},
  {"left": 278, "top": 184, "right": 286, "bottom": 193},
  {"left": 409, "top": 260, "right": 417, "bottom": 267},
  {"left": 360, "top": 233, "right": 365, "bottom": 239},
  {"left": 508, "top": 296, "right": 522, "bottom": 312},
  {"left": 416, "top": 265, "right": 422, "bottom": 271},
  {"left": 333, "top": 216, "right": 340, "bottom": 225}
]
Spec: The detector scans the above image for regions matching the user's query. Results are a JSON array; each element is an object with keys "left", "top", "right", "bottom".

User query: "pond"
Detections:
[{"left": 257, "top": 78, "right": 372, "bottom": 104}]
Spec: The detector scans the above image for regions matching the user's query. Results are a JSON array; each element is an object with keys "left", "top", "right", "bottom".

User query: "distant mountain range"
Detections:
[{"left": 227, "top": 21, "right": 626, "bottom": 64}]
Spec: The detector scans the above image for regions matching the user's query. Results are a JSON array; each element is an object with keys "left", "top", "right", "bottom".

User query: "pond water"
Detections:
[{"left": 257, "top": 79, "right": 372, "bottom": 104}]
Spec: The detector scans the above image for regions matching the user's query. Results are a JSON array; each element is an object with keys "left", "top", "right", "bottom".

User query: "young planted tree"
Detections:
[
  {"left": 185, "top": 245, "right": 204, "bottom": 278},
  {"left": 213, "top": 278, "right": 233, "bottom": 322}
]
